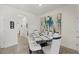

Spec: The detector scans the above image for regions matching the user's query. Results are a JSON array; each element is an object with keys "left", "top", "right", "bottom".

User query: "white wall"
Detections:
[
  {"left": 0, "top": 17, "right": 4, "bottom": 47},
  {"left": 0, "top": 5, "right": 40, "bottom": 48},
  {"left": 27, "top": 15, "right": 40, "bottom": 34},
  {"left": 75, "top": 5, "right": 79, "bottom": 51},
  {"left": 40, "top": 5, "right": 79, "bottom": 51}
]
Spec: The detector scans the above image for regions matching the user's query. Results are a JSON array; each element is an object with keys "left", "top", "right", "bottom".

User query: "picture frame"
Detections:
[{"left": 10, "top": 21, "right": 14, "bottom": 29}]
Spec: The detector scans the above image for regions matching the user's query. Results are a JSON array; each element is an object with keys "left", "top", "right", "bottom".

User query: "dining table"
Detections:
[{"left": 28, "top": 32, "right": 61, "bottom": 54}]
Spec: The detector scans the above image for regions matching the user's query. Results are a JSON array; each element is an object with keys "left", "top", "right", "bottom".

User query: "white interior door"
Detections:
[{"left": 18, "top": 16, "right": 28, "bottom": 38}]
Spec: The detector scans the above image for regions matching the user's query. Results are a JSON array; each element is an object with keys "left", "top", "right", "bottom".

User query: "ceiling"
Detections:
[{"left": 5, "top": 4, "right": 66, "bottom": 15}]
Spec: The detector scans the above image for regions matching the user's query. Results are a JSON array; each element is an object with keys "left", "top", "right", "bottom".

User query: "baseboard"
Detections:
[{"left": 0, "top": 42, "right": 18, "bottom": 48}]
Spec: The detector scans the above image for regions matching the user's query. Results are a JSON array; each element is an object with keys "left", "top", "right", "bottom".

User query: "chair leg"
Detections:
[{"left": 29, "top": 49, "right": 32, "bottom": 54}]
